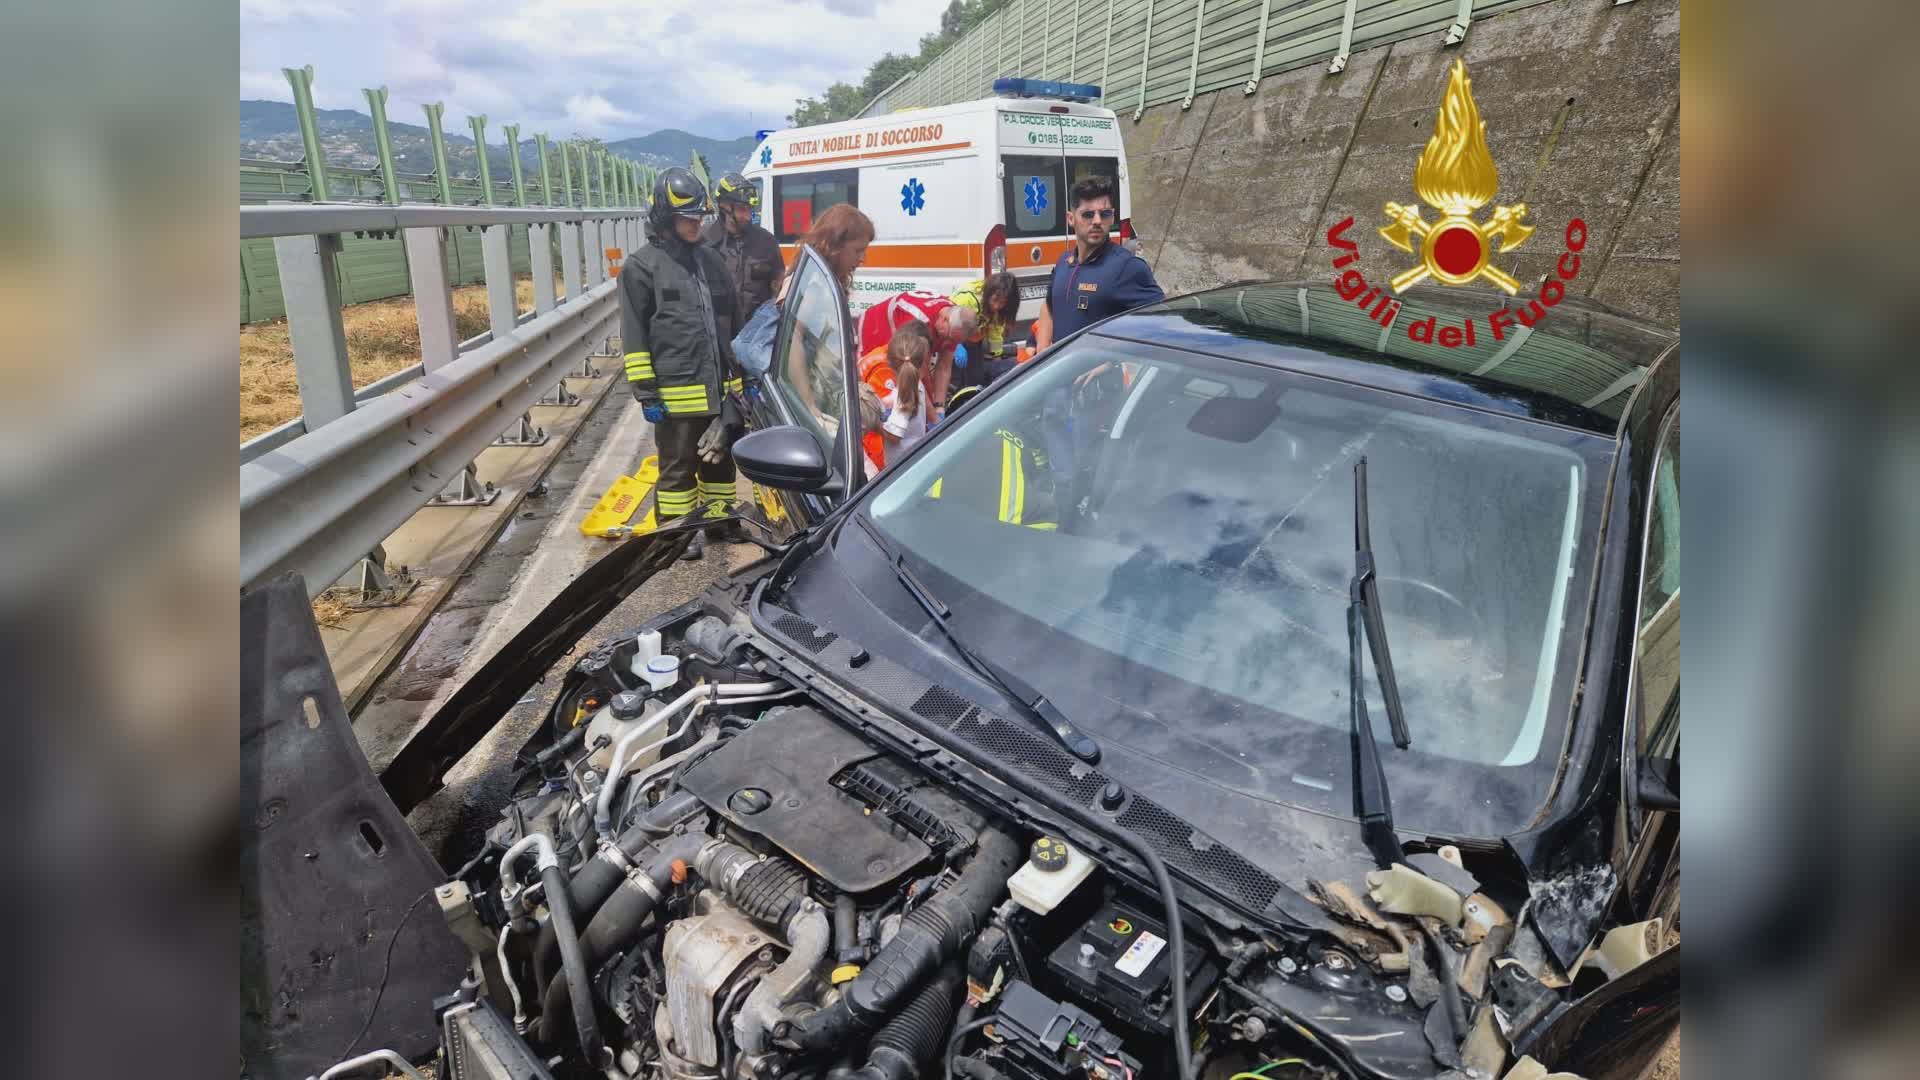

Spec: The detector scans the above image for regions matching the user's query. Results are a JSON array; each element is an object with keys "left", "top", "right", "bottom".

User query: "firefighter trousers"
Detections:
[{"left": 653, "top": 415, "right": 737, "bottom": 522}]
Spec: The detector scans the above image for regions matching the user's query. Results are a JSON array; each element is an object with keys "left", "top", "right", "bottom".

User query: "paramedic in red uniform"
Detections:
[{"left": 858, "top": 290, "right": 976, "bottom": 418}]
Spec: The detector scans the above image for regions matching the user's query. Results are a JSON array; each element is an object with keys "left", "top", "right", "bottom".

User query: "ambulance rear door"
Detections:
[{"left": 994, "top": 104, "right": 1071, "bottom": 321}]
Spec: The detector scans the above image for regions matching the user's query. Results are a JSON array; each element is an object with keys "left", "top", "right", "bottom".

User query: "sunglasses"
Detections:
[{"left": 1075, "top": 208, "right": 1118, "bottom": 222}]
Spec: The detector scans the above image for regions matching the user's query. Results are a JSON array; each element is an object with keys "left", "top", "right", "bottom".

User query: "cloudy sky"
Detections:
[{"left": 241, "top": 0, "right": 942, "bottom": 140}]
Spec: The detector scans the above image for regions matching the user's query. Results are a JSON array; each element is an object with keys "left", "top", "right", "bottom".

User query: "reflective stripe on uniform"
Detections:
[
  {"left": 659, "top": 384, "right": 711, "bottom": 414},
  {"left": 624, "top": 351, "right": 654, "bottom": 381},
  {"left": 700, "top": 480, "right": 737, "bottom": 506},
  {"left": 997, "top": 437, "right": 1025, "bottom": 524},
  {"left": 656, "top": 487, "right": 699, "bottom": 516},
  {"left": 724, "top": 377, "right": 744, "bottom": 394}
]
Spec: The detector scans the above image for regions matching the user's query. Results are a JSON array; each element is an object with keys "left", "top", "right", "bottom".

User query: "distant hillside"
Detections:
[
  {"left": 606, "top": 130, "right": 758, "bottom": 173},
  {"left": 239, "top": 100, "right": 755, "bottom": 178}
]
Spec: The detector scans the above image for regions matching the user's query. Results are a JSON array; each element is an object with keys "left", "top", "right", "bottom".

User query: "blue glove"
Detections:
[
  {"left": 952, "top": 343, "right": 968, "bottom": 370},
  {"left": 641, "top": 399, "right": 665, "bottom": 423}
]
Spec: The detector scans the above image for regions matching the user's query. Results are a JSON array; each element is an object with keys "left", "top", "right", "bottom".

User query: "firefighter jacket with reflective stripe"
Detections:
[
  {"left": 699, "top": 217, "right": 783, "bottom": 329},
  {"left": 618, "top": 234, "right": 742, "bottom": 418}
]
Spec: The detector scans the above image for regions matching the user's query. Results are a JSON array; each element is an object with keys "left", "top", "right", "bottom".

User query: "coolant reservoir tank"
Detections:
[
  {"left": 586, "top": 691, "right": 666, "bottom": 773},
  {"left": 1009, "top": 836, "right": 1096, "bottom": 915}
]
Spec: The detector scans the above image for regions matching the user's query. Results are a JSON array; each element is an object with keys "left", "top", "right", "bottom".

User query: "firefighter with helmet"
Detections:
[
  {"left": 619, "top": 167, "right": 747, "bottom": 561},
  {"left": 701, "top": 171, "right": 783, "bottom": 327}
]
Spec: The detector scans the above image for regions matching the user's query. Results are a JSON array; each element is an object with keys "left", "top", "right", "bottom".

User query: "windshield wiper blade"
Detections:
[
  {"left": 851, "top": 514, "right": 1102, "bottom": 764},
  {"left": 1350, "top": 456, "right": 1410, "bottom": 870}
]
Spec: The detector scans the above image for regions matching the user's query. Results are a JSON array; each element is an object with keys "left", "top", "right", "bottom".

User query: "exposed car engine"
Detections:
[{"left": 418, "top": 606, "right": 1653, "bottom": 1080}]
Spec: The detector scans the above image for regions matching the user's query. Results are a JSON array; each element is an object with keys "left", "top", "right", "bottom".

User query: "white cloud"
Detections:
[
  {"left": 242, "top": 0, "right": 945, "bottom": 140},
  {"left": 241, "top": 0, "right": 353, "bottom": 23},
  {"left": 564, "top": 93, "right": 640, "bottom": 131}
]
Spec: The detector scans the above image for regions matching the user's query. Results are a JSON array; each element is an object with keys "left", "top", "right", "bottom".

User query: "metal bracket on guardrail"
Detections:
[
  {"left": 494, "top": 412, "right": 549, "bottom": 447},
  {"left": 317, "top": 545, "right": 421, "bottom": 610},
  {"left": 432, "top": 464, "right": 500, "bottom": 507},
  {"left": 539, "top": 379, "right": 583, "bottom": 406}
]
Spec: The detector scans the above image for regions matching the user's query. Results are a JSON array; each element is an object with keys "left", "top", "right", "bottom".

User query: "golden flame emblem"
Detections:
[{"left": 1380, "top": 60, "right": 1533, "bottom": 294}]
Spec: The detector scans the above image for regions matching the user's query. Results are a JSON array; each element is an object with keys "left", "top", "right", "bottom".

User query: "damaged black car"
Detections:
[{"left": 243, "top": 254, "right": 1679, "bottom": 1080}]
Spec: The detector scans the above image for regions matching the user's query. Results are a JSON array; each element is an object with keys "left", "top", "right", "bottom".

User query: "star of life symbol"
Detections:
[
  {"left": 1379, "top": 60, "right": 1534, "bottom": 295},
  {"left": 759, "top": 146, "right": 773, "bottom": 168},
  {"left": 900, "top": 177, "right": 926, "bottom": 216},
  {"left": 1023, "top": 176, "right": 1048, "bottom": 215}
]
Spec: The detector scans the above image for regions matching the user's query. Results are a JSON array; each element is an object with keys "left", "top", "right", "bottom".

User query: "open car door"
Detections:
[{"left": 749, "top": 244, "right": 862, "bottom": 525}]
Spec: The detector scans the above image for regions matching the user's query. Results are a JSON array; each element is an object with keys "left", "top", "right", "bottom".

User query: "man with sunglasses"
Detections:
[
  {"left": 1032, "top": 175, "right": 1163, "bottom": 350},
  {"left": 1031, "top": 175, "right": 1163, "bottom": 521}
]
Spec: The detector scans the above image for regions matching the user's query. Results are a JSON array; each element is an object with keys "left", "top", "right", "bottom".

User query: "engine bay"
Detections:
[{"left": 414, "top": 602, "right": 1654, "bottom": 1080}]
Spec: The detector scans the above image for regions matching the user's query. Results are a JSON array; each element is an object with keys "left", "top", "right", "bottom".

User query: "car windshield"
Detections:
[{"left": 864, "top": 335, "right": 1612, "bottom": 838}]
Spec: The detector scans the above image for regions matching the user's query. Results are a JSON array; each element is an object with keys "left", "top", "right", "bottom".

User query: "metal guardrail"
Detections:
[{"left": 240, "top": 201, "right": 643, "bottom": 597}]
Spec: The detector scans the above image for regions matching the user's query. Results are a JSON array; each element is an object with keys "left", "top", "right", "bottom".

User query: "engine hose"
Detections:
[
  {"left": 541, "top": 863, "right": 604, "bottom": 1066},
  {"left": 835, "top": 893, "right": 862, "bottom": 965},
  {"left": 849, "top": 963, "right": 965, "bottom": 1080},
  {"left": 531, "top": 792, "right": 708, "bottom": 988},
  {"left": 535, "top": 832, "right": 708, "bottom": 1045},
  {"left": 784, "top": 827, "right": 1020, "bottom": 1052}
]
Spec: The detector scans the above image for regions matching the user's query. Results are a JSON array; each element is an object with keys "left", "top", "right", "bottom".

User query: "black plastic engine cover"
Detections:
[{"left": 681, "top": 705, "right": 932, "bottom": 892}]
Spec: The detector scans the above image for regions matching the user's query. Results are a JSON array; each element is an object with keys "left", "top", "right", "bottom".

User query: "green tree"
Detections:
[{"left": 787, "top": 0, "right": 1012, "bottom": 126}]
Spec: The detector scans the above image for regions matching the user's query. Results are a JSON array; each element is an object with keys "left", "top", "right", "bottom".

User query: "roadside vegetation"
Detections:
[{"left": 239, "top": 278, "right": 539, "bottom": 441}]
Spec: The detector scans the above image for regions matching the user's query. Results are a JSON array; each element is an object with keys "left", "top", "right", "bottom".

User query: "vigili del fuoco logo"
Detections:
[{"left": 1324, "top": 59, "right": 1588, "bottom": 349}]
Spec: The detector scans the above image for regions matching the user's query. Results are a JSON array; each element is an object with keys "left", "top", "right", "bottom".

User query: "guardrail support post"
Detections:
[
  {"left": 493, "top": 411, "right": 549, "bottom": 446},
  {"left": 282, "top": 66, "right": 330, "bottom": 202},
  {"left": 1330, "top": 0, "right": 1359, "bottom": 74},
  {"left": 468, "top": 115, "right": 494, "bottom": 205},
  {"left": 586, "top": 220, "right": 605, "bottom": 287},
  {"left": 558, "top": 139, "right": 575, "bottom": 208},
  {"left": 1182, "top": 0, "right": 1207, "bottom": 109},
  {"left": 503, "top": 123, "right": 528, "bottom": 207},
  {"left": 364, "top": 86, "right": 402, "bottom": 204},
  {"left": 534, "top": 133, "right": 554, "bottom": 206},
  {"left": 405, "top": 226, "right": 459, "bottom": 371},
  {"left": 424, "top": 102, "right": 454, "bottom": 204},
  {"left": 1134, "top": 0, "right": 1157, "bottom": 121},
  {"left": 529, "top": 223, "right": 556, "bottom": 314},
  {"left": 1445, "top": 0, "right": 1474, "bottom": 46},
  {"left": 480, "top": 223, "right": 517, "bottom": 339},
  {"left": 273, "top": 231, "right": 354, "bottom": 425},
  {"left": 559, "top": 220, "right": 584, "bottom": 300},
  {"left": 430, "top": 464, "right": 500, "bottom": 506}
]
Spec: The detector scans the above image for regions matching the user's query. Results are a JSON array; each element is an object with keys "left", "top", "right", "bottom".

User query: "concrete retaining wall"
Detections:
[{"left": 1120, "top": 0, "right": 1678, "bottom": 328}]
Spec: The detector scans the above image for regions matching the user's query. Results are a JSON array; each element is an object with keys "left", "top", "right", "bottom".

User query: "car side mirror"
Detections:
[
  {"left": 733, "top": 425, "right": 844, "bottom": 496},
  {"left": 1636, "top": 753, "right": 1679, "bottom": 814}
]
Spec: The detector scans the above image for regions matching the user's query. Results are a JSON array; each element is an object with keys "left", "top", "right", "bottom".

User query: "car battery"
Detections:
[{"left": 1043, "top": 899, "right": 1218, "bottom": 1039}]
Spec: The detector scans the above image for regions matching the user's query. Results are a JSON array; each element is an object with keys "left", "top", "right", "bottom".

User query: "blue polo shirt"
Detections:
[{"left": 1043, "top": 240, "right": 1165, "bottom": 341}]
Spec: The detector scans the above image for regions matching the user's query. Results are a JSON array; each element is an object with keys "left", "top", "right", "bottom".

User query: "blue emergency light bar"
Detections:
[
  {"left": 754, "top": 129, "right": 775, "bottom": 142},
  {"left": 992, "top": 77, "right": 1102, "bottom": 103}
]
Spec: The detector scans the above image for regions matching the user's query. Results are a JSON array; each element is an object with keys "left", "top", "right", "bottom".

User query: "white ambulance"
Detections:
[{"left": 742, "top": 78, "right": 1133, "bottom": 325}]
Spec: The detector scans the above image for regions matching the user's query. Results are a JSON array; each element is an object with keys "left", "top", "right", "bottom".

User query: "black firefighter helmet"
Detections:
[
  {"left": 649, "top": 167, "right": 709, "bottom": 231},
  {"left": 713, "top": 171, "right": 757, "bottom": 208}
]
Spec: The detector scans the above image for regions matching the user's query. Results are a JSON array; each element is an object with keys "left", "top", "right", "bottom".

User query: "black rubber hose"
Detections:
[
  {"left": 849, "top": 963, "right": 964, "bottom": 1080},
  {"left": 536, "top": 833, "right": 707, "bottom": 1045},
  {"left": 541, "top": 863, "right": 603, "bottom": 1066},
  {"left": 786, "top": 828, "right": 1019, "bottom": 1051},
  {"left": 531, "top": 793, "right": 707, "bottom": 988}
]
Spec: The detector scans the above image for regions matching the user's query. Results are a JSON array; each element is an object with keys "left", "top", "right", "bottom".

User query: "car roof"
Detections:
[{"left": 1091, "top": 281, "right": 1677, "bottom": 435}]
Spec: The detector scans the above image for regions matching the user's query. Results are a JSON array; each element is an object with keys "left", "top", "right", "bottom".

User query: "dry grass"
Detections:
[
  {"left": 240, "top": 276, "right": 550, "bottom": 441},
  {"left": 309, "top": 591, "right": 358, "bottom": 629}
]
